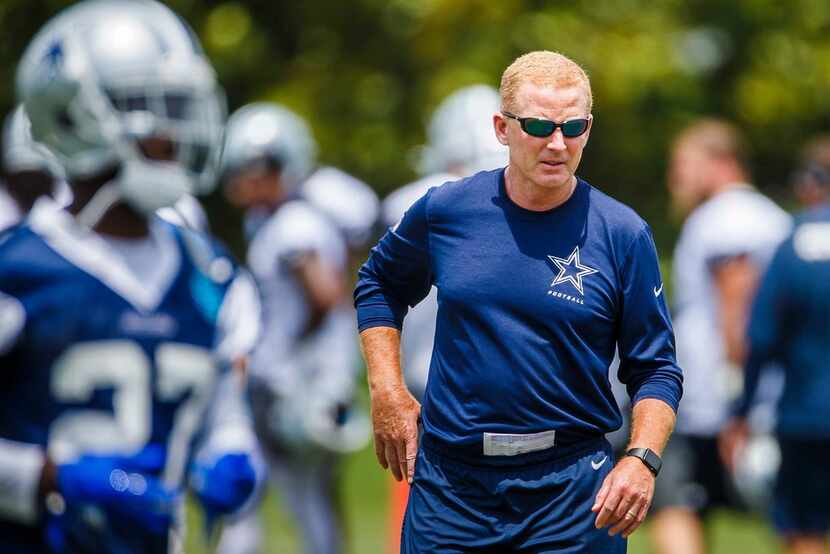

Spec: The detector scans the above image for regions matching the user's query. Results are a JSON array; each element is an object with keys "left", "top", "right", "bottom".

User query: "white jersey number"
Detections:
[{"left": 49, "top": 340, "right": 216, "bottom": 486}]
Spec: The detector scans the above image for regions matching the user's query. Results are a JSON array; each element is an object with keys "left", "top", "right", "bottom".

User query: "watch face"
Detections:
[{"left": 644, "top": 449, "right": 662, "bottom": 474}]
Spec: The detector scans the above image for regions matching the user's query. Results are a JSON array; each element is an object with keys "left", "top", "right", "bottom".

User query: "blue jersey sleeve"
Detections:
[
  {"left": 616, "top": 228, "right": 683, "bottom": 411},
  {"left": 354, "top": 190, "right": 433, "bottom": 332},
  {"left": 735, "top": 238, "right": 790, "bottom": 418}
]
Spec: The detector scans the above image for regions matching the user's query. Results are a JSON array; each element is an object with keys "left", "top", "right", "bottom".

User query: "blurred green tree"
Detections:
[{"left": 3, "top": 0, "right": 829, "bottom": 254}]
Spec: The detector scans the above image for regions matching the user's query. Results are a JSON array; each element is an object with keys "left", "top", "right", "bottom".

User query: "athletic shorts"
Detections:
[
  {"left": 651, "top": 434, "right": 740, "bottom": 515},
  {"left": 401, "top": 437, "right": 626, "bottom": 553},
  {"left": 772, "top": 437, "right": 830, "bottom": 535}
]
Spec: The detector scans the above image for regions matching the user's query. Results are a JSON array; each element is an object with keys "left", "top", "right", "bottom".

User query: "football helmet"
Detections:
[
  {"left": 16, "top": 0, "right": 224, "bottom": 218},
  {"left": 221, "top": 102, "right": 317, "bottom": 192},
  {"left": 418, "top": 84, "right": 508, "bottom": 177}
]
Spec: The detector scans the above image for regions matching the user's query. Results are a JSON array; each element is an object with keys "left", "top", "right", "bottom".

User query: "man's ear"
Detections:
[
  {"left": 582, "top": 114, "right": 594, "bottom": 142},
  {"left": 493, "top": 113, "right": 509, "bottom": 146}
]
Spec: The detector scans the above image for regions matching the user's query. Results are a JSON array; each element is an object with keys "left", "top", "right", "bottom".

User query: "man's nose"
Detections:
[{"left": 545, "top": 129, "right": 567, "bottom": 151}]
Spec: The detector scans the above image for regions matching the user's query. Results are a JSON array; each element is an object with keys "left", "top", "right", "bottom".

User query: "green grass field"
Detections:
[{"left": 186, "top": 442, "right": 781, "bottom": 553}]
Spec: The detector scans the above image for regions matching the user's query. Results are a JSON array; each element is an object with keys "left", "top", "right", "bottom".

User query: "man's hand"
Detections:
[
  {"left": 370, "top": 384, "right": 420, "bottom": 484},
  {"left": 591, "top": 456, "right": 655, "bottom": 538},
  {"left": 719, "top": 417, "right": 750, "bottom": 472}
]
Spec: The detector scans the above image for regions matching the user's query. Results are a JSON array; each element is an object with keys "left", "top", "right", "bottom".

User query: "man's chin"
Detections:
[{"left": 533, "top": 172, "right": 573, "bottom": 190}]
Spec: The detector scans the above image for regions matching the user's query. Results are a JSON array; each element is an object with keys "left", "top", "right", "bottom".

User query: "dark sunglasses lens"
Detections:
[
  {"left": 562, "top": 119, "right": 589, "bottom": 137},
  {"left": 522, "top": 118, "right": 555, "bottom": 137}
]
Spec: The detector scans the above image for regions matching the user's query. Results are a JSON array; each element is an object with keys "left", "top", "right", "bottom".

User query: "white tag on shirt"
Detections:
[{"left": 482, "top": 430, "right": 556, "bottom": 456}]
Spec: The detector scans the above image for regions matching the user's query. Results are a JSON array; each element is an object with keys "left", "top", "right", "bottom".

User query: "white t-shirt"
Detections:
[
  {"left": 246, "top": 199, "right": 356, "bottom": 401},
  {"left": 672, "top": 185, "right": 791, "bottom": 436},
  {"left": 381, "top": 173, "right": 456, "bottom": 397}
]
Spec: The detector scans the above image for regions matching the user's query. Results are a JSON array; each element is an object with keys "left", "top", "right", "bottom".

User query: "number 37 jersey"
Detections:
[{"left": 0, "top": 202, "right": 260, "bottom": 544}]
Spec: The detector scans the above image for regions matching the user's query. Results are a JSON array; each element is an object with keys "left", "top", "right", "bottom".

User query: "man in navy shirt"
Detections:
[
  {"left": 721, "top": 188, "right": 830, "bottom": 553},
  {"left": 355, "top": 50, "right": 683, "bottom": 552}
]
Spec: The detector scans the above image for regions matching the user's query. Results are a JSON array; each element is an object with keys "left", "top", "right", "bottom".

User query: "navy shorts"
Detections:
[
  {"left": 401, "top": 437, "right": 626, "bottom": 553},
  {"left": 772, "top": 438, "right": 830, "bottom": 536}
]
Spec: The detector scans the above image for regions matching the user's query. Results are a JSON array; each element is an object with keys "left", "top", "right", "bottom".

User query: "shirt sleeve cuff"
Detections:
[
  {"left": 356, "top": 296, "right": 407, "bottom": 332},
  {"left": 631, "top": 380, "right": 682, "bottom": 413}
]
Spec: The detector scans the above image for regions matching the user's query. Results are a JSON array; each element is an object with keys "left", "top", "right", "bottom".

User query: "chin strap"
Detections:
[{"left": 74, "top": 182, "right": 122, "bottom": 231}]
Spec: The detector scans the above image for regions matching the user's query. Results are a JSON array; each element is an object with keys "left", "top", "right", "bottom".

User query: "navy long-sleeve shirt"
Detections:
[
  {"left": 355, "top": 169, "right": 682, "bottom": 452},
  {"left": 736, "top": 205, "right": 830, "bottom": 438}
]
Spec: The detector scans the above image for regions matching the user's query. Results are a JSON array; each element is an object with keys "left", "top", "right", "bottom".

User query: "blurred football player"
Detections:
[
  {"left": 0, "top": 1, "right": 260, "bottom": 552},
  {"left": 721, "top": 193, "right": 830, "bottom": 554},
  {"left": 720, "top": 136, "right": 830, "bottom": 554},
  {"left": 650, "top": 119, "right": 791, "bottom": 554},
  {"left": 218, "top": 102, "right": 368, "bottom": 554},
  {"left": 379, "top": 83, "right": 508, "bottom": 553},
  {"left": 0, "top": 105, "right": 70, "bottom": 231}
]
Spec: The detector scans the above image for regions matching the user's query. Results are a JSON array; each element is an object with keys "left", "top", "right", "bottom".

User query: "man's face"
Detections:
[
  {"left": 667, "top": 142, "right": 712, "bottom": 217},
  {"left": 494, "top": 83, "right": 592, "bottom": 192},
  {"left": 224, "top": 165, "right": 284, "bottom": 210}
]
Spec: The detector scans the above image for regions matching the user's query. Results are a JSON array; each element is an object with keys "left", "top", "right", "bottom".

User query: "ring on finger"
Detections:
[{"left": 625, "top": 510, "right": 637, "bottom": 519}]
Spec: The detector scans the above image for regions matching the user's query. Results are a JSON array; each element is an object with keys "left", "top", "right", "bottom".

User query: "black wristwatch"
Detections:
[{"left": 625, "top": 447, "right": 662, "bottom": 477}]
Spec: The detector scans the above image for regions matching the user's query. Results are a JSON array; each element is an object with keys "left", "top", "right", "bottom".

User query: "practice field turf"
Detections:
[{"left": 187, "top": 441, "right": 780, "bottom": 553}]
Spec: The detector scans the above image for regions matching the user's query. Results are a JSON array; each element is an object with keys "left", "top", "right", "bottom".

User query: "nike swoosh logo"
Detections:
[
  {"left": 591, "top": 455, "right": 608, "bottom": 471},
  {"left": 653, "top": 283, "right": 664, "bottom": 297}
]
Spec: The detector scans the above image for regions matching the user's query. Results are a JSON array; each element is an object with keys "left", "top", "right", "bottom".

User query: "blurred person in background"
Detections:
[
  {"left": 379, "top": 82, "right": 508, "bottom": 553},
  {"left": 651, "top": 119, "right": 791, "bottom": 554},
  {"left": 219, "top": 102, "right": 368, "bottom": 554},
  {"left": 357, "top": 50, "right": 683, "bottom": 553},
  {"left": 0, "top": 0, "right": 261, "bottom": 552},
  {"left": 0, "top": 105, "right": 71, "bottom": 232},
  {"left": 720, "top": 197, "right": 830, "bottom": 554},
  {"left": 719, "top": 137, "right": 830, "bottom": 554}
]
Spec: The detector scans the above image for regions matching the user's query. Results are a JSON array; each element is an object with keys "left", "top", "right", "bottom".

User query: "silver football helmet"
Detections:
[
  {"left": 16, "top": 0, "right": 224, "bottom": 219},
  {"left": 418, "top": 84, "right": 508, "bottom": 177},
  {"left": 221, "top": 102, "right": 317, "bottom": 192}
]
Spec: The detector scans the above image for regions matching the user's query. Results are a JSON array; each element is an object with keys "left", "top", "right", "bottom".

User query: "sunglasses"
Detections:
[{"left": 502, "top": 111, "right": 590, "bottom": 138}]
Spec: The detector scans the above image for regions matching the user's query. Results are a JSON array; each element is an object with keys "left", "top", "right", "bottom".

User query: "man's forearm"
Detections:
[
  {"left": 627, "top": 398, "right": 676, "bottom": 455},
  {"left": 360, "top": 326, "right": 406, "bottom": 394}
]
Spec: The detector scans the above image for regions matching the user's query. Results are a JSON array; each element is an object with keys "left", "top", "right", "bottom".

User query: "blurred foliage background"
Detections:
[{"left": 3, "top": 0, "right": 830, "bottom": 253}]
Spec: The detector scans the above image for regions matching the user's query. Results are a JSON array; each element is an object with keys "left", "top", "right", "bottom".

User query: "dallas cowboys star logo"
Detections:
[
  {"left": 40, "top": 40, "right": 65, "bottom": 80},
  {"left": 547, "top": 246, "right": 598, "bottom": 295}
]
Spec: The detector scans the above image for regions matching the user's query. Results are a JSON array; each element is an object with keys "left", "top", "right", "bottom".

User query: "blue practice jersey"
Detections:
[
  {"left": 355, "top": 169, "right": 682, "bottom": 455},
  {"left": 737, "top": 204, "right": 830, "bottom": 438},
  {"left": 0, "top": 203, "right": 257, "bottom": 552}
]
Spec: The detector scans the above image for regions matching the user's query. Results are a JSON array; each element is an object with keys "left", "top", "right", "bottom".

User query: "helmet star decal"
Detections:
[{"left": 548, "top": 246, "right": 598, "bottom": 295}]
